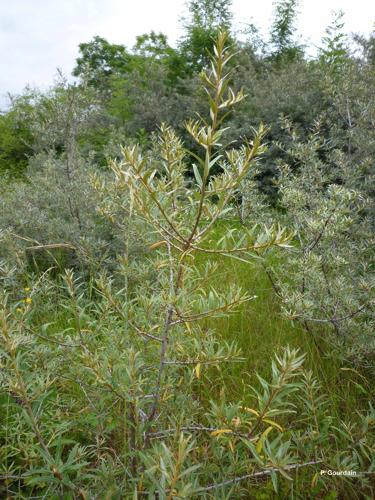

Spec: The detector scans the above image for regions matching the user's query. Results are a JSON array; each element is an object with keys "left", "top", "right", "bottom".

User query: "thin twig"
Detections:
[
  {"left": 146, "top": 242, "right": 175, "bottom": 425},
  {"left": 296, "top": 301, "right": 373, "bottom": 324},
  {"left": 196, "top": 460, "right": 322, "bottom": 492},
  {"left": 148, "top": 425, "right": 251, "bottom": 440},
  {"left": 163, "top": 358, "right": 244, "bottom": 365}
]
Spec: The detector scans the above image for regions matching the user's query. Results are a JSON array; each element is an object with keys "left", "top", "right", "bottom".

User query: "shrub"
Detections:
[{"left": 1, "top": 31, "right": 374, "bottom": 499}]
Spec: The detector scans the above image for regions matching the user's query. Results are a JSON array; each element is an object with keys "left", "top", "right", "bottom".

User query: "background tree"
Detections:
[
  {"left": 269, "top": 0, "right": 303, "bottom": 64},
  {"left": 133, "top": 31, "right": 173, "bottom": 60},
  {"left": 72, "top": 36, "right": 131, "bottom": 90},
  {"left": 319, "top": 11, "right": 349, "bottom": 76},
  {"left": 0, "top": 102, "right": 33, "bottom": 177},
  {"left": 179, "top": 0, "right": 234, "bottom": 73}
]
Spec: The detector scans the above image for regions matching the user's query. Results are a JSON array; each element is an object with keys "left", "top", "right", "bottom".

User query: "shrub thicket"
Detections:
[{"left": 1, "top": 1, "right": 375, "bottom": 496}]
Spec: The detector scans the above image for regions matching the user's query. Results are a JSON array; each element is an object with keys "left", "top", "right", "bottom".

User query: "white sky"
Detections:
[{"left": 1, "top": 0, "right": 375, "bottom": 108}]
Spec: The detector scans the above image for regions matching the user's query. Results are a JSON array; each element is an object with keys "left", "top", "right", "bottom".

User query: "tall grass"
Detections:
[{"left": 197, "top": 220, "right": 372, "bottom": 417}]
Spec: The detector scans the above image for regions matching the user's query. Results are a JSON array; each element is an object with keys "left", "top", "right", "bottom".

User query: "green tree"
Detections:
[
  {"left": 73, "top": 36, "right": 131, "bottom": 88},
  {"left": 0, "top": 108, "right": 33, "bottom": 177},
  {"left": 179, "top": 0, "right": 233, "bottom": 72},
  {"left": 133, "top": 31, "right": 173, "bottom": 60},
  {"left": 319, "top": 11, "right": 349, "bottom": 76},
  {"left": 269, "top": 0, "right": 303, "bottom": 64}
]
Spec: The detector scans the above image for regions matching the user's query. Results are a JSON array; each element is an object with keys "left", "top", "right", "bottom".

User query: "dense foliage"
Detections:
[{"left": 1, "top": 1, "right": 374, "bottom": 497}]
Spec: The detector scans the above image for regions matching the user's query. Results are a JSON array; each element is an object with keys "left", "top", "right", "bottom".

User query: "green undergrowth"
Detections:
[
  {"left": 28, "top": 218, "right": 372, "bottom": 421},
  {"left": 196, "top": 220, "right": 373, "bottom": 418},
  {"left": 2, "top": 218, "right": 373, "bottom": 497}
]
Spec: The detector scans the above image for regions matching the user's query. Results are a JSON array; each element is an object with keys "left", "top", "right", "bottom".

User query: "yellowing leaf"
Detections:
[
  {"left": 149, "top": 240, "right": 166, "bottom": 250},
  {"left": 311, "top": 472, "right": 319, "bottom": 488},
  {"left": 262, "top": 419, "right": 284, "bottom": 432},
  {"left": 194, "top": 363, "right": 201, "bottom": 379},
  {"left": 211, "top": 429, "right": 233, "bottom": 437},
  {"left": 156, "top": 261, "right": 169, "bottom": 269},
  {"left": 243, "top": 407, "right": 260, "bottom": 417},
  {"left": 79, "top": 489, "right": 88, "bottom": 500},
  {"left": 256, "top": 426, "right": 273, "bottom": 454}
]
